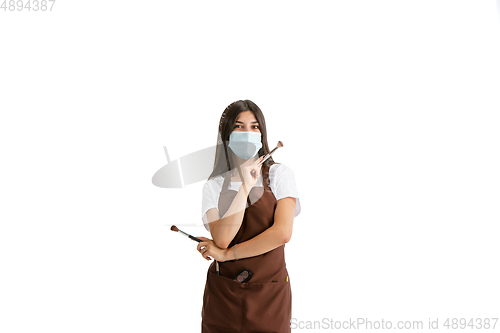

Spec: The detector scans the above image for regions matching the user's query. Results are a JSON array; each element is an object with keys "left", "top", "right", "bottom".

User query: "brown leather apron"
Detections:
[{"left": 201, "top": 164, "right": 292, "bottom": 333}]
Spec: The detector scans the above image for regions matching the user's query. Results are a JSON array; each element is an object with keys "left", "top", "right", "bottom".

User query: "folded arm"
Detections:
[
  {"left": 205, "top": 184, "right": 251, "bottom": 249},
  {"left": 198, "top": 197, "right": 296, "bottom": 262}
]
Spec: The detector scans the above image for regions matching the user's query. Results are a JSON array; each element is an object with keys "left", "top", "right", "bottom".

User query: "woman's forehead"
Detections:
[{"left": 236, "top": 111, "right": 257, "bottom": 122}]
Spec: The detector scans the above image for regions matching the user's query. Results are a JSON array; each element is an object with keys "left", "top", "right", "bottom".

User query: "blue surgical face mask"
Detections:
[{"left": 228, "top": 131, "right": 262, "bottom": 160}]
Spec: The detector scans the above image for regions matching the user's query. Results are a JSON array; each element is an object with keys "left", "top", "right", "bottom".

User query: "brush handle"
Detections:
[
  {"left": 178, "top": 229, "right": 202, "bottom": 242},
  {"left": 190, "top": 235, "right": 202, "bottom": 242},
  {"left": 258, "top": 147, "right": 279, "bottom": 167}
]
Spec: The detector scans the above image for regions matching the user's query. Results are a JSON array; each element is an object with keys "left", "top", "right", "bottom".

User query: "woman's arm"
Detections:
[
  {"left": 207, "top": 157, "right": 264, "bottom": 249},
  {"left": 198, "top": 197, "right": 296, "bottom": 261},
  {"left": 206, "top": 183, "right": 251, "bottom": 249}
]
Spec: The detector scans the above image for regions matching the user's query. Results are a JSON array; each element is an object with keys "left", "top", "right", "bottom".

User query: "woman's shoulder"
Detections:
[
  {"left": 203, "top": 175, "right": 224, "bottom": 191},
  {"left": 269, "top": 163, "right": 297, "bottom": 182},
  {"left": 270, "top": 162, "right": 295, "bottom": 175}
]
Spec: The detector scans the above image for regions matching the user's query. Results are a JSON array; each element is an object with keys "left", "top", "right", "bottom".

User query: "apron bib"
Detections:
[{"left": 201, "top": 164, "right": 292, "bottom": 333}]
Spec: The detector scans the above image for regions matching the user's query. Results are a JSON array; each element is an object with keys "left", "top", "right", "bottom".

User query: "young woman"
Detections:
[{"left": 196, "top": 100, "right": 301, "bottom": 333}]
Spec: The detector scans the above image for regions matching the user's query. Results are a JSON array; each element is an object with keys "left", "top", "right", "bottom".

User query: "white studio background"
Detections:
[{"left": 1, "top": 1, "right": 499, "bottom": 332}]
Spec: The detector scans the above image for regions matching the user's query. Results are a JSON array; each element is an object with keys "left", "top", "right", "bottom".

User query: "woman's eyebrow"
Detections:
[{"left": 235, "top": 120, "right": 259, "bottom": 124}]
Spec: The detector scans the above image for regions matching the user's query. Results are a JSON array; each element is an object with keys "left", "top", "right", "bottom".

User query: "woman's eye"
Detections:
[{"left": 233, "top": 124, "right": 259, "bottom": 129}]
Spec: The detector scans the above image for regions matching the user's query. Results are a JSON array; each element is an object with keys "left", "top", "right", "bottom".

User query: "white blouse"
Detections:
[{"left": 201, "top": 163, "right": 301, "bottom": 232}]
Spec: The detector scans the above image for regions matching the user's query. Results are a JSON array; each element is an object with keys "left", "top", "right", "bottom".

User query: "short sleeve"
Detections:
[
  {"left": 201, "top": 179, "right": 221, "bottom": 232},
  {"left": 271, "top": 164, "right": 301, "bottom": 218}
]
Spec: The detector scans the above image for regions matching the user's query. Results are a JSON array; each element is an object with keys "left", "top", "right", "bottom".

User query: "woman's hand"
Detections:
[
  {"left": 196, "top": 237, "right": 230, "bottom": 262},
  {"left": 241, "top": 156, "right": 264, "bottom": 190}
]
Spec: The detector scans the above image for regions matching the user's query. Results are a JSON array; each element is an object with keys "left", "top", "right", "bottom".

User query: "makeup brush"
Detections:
[
  {"left": 258, "top": 141, "right": 284, "bottom": 166},
  {"left": 171, "top": 225, "right": 220, "bottom": 275},
  {"left": 170, "top": 225, "right": 202, "bottom": 242}
]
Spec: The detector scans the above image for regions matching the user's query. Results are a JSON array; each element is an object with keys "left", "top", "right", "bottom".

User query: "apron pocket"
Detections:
[
  {"left": 202, "top": 270, "right": 245, "bottom": 331},
  {"left": 243, "top": 280, "right": 292, "bottom": 333}
]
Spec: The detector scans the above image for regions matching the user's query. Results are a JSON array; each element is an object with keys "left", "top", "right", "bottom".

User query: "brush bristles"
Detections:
[
  {"left": 170, "top": 225, "right": 179, "bottom": 232},
  {"left": 277, "top": 141, "right": 284, "bottom": 148}
]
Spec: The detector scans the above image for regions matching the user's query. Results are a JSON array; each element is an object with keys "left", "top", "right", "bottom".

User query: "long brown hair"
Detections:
[{"left": 208, "top": 100, "right": 275, "bottom": 180}]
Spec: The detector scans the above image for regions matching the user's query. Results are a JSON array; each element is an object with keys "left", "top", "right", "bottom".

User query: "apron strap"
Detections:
[
  {"left": 222, "top": 169, "right": 231, "bottom": 191},
  {"left": 262, "top": 164, "right": 271, "bottom": 191}
]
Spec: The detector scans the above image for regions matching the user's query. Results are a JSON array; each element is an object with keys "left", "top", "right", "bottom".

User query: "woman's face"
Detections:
[{"left": 232, "top": 111, "right": 261, "bottom": 133}]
